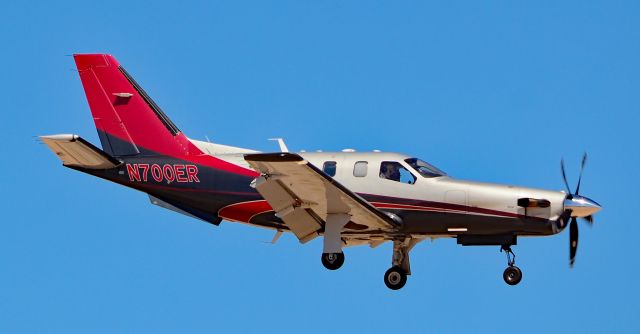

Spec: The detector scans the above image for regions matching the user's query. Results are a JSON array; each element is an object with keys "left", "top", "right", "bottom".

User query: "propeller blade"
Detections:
[
  {"left": 582, "top": 215, "right": 594, "bottom": 225},
  {"left": 561, "top": 158, "right": 572, "bottom": 195},
  {"left": 575, "top": 153, "right": 588, "bottom": 195},
  {"left": 569, "top": 218, "right": 579, "bottom": 268}
]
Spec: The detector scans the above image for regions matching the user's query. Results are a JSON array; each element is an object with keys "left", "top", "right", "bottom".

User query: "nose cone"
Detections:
[{"left": 564, "top": 195, "right": 602, "bottom": 217}]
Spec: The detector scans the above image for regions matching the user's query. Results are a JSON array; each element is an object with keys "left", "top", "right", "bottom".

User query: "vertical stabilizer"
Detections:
[{"left": 74, "top": 54, "right": 197, "bottom": 157}]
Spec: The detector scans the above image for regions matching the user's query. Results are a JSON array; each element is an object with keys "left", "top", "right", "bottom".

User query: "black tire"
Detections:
[
  {"left": 503, "top": 266, "right": 523, "bottom": 286},
  {"left": 321, "top": 252, "right": 345, "bottom": 270},
  {"left": 384, "top": 266, "right": 407, "bottom": 290}
]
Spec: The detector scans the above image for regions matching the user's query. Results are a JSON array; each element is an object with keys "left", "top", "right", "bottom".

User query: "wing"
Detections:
[{"left": 244, "top": 153, "right": 398, "bottom": 243}]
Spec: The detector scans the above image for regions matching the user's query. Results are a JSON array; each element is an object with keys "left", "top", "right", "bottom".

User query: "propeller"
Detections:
[
  {"left": 560, "top": 153, "right": 598, "bottom": 267},
  {"left": 569, "top": 217, "right": 578, "bottom": 267},
  {"left": 560, "top": 153, "right": 588, "bottom": 199}
]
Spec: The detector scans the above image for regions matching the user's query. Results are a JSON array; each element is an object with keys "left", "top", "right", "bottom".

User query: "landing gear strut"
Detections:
[
  {"left": 383, "top": 239, "right": 420, "bottom": 290},
  {"left": 501, "top": 245, "right": 522, "bottom": 286}
]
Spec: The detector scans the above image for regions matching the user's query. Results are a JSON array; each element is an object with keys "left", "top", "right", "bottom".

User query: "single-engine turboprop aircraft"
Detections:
[{"left": 41, "top": 54, "right": 602, "bottom": 290}]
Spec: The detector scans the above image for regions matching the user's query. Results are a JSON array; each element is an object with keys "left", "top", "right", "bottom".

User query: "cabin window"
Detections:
[
  {"left": 353, "top": 161, "right": 368, "bottom": 177},
  {"left": 323, "top": 161, "right": 337, "bottom": 177},
  {"left": 380, "top": 161, "right": 416, "bottom": 184}
]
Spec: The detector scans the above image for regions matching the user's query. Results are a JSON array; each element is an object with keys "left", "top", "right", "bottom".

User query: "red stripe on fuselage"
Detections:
[
  {"left": 218, "top": 200, "right": 273, "bottom": 222},
  {"left": 215, "top": 199, "right": 535, "bottom": 225},
  {"left": 372, "top": 202, "right": 467, "bottom": 214}
]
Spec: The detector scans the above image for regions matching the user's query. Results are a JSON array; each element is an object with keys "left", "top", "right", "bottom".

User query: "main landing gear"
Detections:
[
  {"left": 501, "top": 245, "right": 522, "bottom": 286},
  {"left": 318, "top": 213, "right": 419, "bottom": 290},
  {"left": 383, "top": 239, "right": 420, "bottom": 290},
  {"left": 384, "top": 266, "right": 407, "bottom": 290},
  {"left": 320, "top": 213, "right": 350, "bottom": 271}
]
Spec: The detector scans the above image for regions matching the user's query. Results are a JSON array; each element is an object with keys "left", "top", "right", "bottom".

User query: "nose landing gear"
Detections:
[{"left": 501, "top": 245, "right": 522, "bottom": 285}]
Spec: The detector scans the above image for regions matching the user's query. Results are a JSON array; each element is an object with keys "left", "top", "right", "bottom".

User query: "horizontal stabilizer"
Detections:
[{"left": 40, "top": 134, "right": 120, "bottom": 169}]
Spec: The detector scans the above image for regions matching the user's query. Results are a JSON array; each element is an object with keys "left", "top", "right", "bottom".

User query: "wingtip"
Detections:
[{"left": 39, "top": 134, "right": 78, "bottom": 142}]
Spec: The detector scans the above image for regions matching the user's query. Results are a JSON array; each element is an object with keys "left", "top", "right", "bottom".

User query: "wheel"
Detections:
[
  {"left": 503, "top": 266, "right": 523, "bottom": 285},
  {"left": 384, "top": 266, "right": 407, "bottom": 290},
  {"left": 321, "top": 252, "right": 345, "bottom": 270}
]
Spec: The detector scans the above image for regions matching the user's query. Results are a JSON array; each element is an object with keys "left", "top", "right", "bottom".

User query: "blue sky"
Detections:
[{"left": 1, "top": 1, "right": 639, "bottom": 332}]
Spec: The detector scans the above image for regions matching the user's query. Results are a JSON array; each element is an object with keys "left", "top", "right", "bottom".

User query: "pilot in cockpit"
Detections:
[{"left": 380, "top": 162, "right": 400, "bottom": 182}]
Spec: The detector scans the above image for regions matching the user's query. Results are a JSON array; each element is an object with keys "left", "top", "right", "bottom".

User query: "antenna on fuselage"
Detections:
[
  {"left": 268, "top": 138, "right": 289, "bottom": 152},
  {"left": 262, "top": 230, "right": 283, "bottom": 245}
]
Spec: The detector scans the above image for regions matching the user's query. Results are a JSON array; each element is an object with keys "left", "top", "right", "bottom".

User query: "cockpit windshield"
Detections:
[{"left": 404, "top": 158, "right": 447, "bottom": 178}]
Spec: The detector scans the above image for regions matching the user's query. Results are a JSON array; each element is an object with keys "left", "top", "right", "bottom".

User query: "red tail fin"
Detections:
[{"left": 74, "top": 54, "right": 198, "bottom": 157}]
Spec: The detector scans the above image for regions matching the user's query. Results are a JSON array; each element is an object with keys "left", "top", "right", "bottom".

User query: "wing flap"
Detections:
[
  {"left": 40, "top": 134, "right": 120, "bottom": 169},
  {"left": 255, "top": 178, "right": 298, "bottom": 213},
  {"left": 281, "top": 208, "right": 321, "bottom": 243}
]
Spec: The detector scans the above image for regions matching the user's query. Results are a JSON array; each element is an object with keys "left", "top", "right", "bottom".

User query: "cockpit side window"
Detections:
[
  {"left": 323, "top": 161, "right": 337, "bottom": 177},
  {"left": 379, "top": 161, "right": 416, "bottom": 184},
  {"left": 404, "top": 158, "right": 446, "bottom": 178}
]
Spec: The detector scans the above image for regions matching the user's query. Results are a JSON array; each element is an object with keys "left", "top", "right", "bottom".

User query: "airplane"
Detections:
[{"left": 40, "top": 54, "right": 602, "bottom": 290}]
